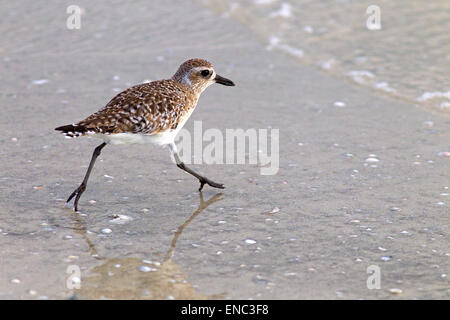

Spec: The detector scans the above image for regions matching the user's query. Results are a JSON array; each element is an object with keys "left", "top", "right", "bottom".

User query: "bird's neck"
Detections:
[{"left": 172, "top": 76, "right": 204, "bottom": 98}]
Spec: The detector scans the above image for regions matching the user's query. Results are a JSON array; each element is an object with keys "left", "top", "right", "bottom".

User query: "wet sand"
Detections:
[{"left": 0, "top": 0, "right": 449, "bottom": 299}]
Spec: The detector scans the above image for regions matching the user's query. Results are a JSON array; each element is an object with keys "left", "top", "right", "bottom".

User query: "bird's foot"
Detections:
[
  {"left": 198, "top": 177, "right": 225, "bottom": 191},
  {"left": 66, "top": 183, "right": 86, "bottom": 212}
]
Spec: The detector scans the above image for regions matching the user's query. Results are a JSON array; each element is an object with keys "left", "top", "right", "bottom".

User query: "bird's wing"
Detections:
[{"left": 76, "top": 80, "right": 192, "bottom": 135}]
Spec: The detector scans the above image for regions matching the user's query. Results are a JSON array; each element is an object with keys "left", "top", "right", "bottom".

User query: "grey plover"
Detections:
[{"left": 55, "top": 58, "right": 234, "bottom": 211}]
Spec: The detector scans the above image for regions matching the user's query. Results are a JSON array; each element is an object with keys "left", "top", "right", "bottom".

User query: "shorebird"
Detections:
[{"left": 55, "top": 58, "right": 234, "bottom": 211}]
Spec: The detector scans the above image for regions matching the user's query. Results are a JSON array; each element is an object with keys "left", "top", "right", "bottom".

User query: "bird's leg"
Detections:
[
  {"left": 67, "top": 142, "right": 107, "bottom": 211},
  {"left": 169, "top": 143, "right": 225, "bottom": 191},
  {"left": 176, "top": 161, "right": 225, "bottom": 191}
]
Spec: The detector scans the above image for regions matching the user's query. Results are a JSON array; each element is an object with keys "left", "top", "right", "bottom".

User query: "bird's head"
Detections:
[{"left": 172, "top": 58, "right": 235, "bottom": 94}]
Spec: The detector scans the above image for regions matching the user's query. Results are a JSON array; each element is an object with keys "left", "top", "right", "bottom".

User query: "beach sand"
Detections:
[{"left": 0, "top": 0, "right": 448, "bottom": 299}]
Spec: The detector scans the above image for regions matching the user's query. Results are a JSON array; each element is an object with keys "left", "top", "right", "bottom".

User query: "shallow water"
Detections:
[
  {"left": 1, "top": 0, "right": 449, "bottom": 300},
  {"left": 203, "top": 0, "right": 450, "bottom": 114}
]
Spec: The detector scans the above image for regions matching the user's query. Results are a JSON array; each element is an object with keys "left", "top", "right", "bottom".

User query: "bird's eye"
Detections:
[{"left": 201, "top": 70, "right": 210, "bottom": 77}]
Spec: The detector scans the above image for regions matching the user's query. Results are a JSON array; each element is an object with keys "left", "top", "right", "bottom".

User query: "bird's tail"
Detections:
[{"left": 55, "top": 124, "right": 89, "bottom": 138}]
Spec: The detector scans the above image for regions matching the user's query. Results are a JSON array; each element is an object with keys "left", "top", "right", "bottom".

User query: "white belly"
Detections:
[
  {"left": 92, "top": 131, "right": 176, "bottom": 146},
  {"left": 91, "top": 109, "right": 194, "bottom": 146}
]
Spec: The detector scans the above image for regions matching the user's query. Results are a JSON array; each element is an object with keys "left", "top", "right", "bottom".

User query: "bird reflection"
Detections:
[
  {"left": 70, "top": 211, "right": 103, "bottom": 260},
  {"left": 69, "top": 192, "right": 224, "bottom": 299},
  {"left": 163, "top": 192, "right": 223, "bottom": 262}
]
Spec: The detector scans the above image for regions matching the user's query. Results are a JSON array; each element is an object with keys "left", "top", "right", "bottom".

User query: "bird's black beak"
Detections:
[{"left": 215, "top": 74, "right": 235, "bottom": 86}]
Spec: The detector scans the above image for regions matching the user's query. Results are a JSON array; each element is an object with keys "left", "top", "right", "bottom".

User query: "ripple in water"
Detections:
[{"left": 204, "top": 0, "right": 450, "bottom": 114}]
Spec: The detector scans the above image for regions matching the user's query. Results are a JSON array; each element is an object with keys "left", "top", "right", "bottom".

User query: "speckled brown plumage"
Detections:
[
  {"left": 74, "top": 79, "right": 196, "bottom": 135},
  {"left": 56, "top": 63, "right": 206, "bottom": 137}
]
